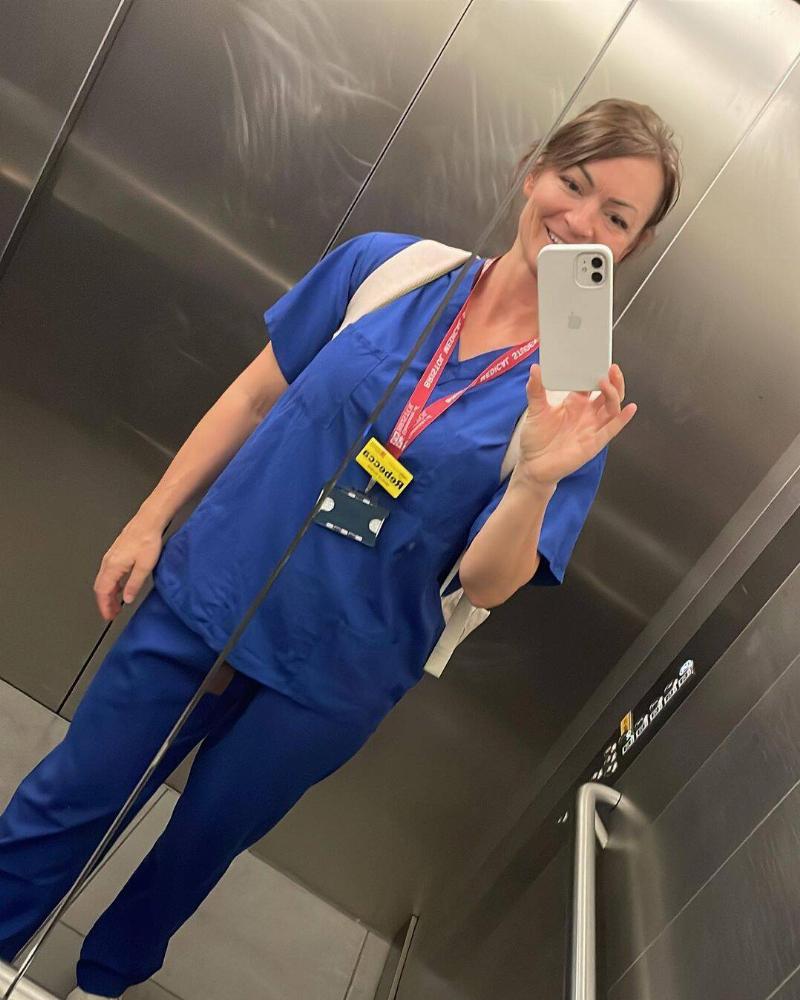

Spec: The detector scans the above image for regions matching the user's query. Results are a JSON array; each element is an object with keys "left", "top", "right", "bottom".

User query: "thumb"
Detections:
[
  {"left": 122, "top": 565, "right": 150, "bottom": 605},
  {"left": 526, "top": 363, "right": 548, "bottom": 411}
]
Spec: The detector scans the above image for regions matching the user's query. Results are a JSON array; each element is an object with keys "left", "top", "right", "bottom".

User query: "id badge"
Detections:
[{"left": 313, "top": 487, "right": 389, "bottom": 547}]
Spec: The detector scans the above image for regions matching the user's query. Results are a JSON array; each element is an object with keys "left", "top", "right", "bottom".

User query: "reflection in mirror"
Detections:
[{"left": 1, "top": 1, "right": 799, "bottom": 999}]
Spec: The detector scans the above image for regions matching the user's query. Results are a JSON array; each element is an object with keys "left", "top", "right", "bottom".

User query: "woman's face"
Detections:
[{"left": 517, "top": 155, "right": 665, "bottom": 270}]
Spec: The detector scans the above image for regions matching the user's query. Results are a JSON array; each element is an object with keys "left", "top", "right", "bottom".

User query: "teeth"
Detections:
[{"left": 547, "top": 228, "right": 563, "bottom": 244}]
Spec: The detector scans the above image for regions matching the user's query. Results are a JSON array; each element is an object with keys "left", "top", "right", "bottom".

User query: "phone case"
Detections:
[{"left": 537, "top": 243, "right": 613, "bottom": 391}]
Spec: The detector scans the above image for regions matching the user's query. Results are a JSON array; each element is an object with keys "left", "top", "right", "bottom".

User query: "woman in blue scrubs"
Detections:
[{"left": 0, "top": 99, "right": 681, "bottom": 999}]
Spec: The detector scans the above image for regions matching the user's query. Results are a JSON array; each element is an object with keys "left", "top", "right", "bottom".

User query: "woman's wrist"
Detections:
[
  {"left": 508, "top": 463, "right": 559, "bottom": 500},
  {"left": 136, "top": 494, "right": 174, "bottom": 532}
]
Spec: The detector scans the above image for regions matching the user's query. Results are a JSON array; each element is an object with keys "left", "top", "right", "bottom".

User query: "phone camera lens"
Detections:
[
  {"left": 591, "top": 271, "right": 602, "bottom": 284},
  {"left": 592, "top": 256, "right": 603, "bottom": 268}
]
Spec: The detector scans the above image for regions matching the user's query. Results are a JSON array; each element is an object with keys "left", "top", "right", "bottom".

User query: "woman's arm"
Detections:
[
  {"left": 459, "top": 362, "right": 635, "bottom": 609},
  {"left": 137, "top": 342, "right": 288, "bottom": 530},
  {"left": 95, "top": 343, "right": 289, "bottom": 619},
  {"left": 458, "top": 468, "right": 555, "bottom": 609}
]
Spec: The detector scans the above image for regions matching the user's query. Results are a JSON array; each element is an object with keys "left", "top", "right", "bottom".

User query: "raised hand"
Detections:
[{"left": 517, "top": 363, "right": 637, "bottom": 487}]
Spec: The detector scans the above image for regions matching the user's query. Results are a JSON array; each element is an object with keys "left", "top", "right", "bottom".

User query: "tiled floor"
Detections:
[{"left": 0, "top": 678, "right": 389, "bottom": 1000}]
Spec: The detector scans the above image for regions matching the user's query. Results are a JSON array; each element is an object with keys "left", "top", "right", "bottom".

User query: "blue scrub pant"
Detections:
[{"left": 0, "top": 587, "right": 382, "bottom": 997}]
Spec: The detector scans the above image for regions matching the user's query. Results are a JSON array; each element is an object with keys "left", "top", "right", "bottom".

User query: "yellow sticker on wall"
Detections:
[{"left": 356, "top": 437, "right": 414, "bottom": 498}]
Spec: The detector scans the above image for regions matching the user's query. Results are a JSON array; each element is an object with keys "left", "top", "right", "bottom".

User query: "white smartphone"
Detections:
[{"left": 536, "top": 243, "right": 613, "bottom": 392}]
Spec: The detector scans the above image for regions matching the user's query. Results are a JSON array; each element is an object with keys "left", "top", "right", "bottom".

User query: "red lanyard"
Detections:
[{"left": 386, "top": 257, "right": 539, "bottom": 459}]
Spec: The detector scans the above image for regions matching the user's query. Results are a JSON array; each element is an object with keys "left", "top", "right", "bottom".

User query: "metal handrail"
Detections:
[{"left": 570, "top": 782, "right": 622, "bottom": 1000}]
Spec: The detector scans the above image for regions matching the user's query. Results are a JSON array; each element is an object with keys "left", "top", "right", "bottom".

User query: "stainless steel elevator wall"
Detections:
[
  {"left": 392, "top": 513, "right": 800, "bottom": 999},
  {"left": 0, "top": 0, "right": 118, "bottom": 241},
  {"left": 1, "top": 0, "right": 799, "bottom": 973},
  {"left": 599, "top": 560, "right": 800, "bottom": 999}
]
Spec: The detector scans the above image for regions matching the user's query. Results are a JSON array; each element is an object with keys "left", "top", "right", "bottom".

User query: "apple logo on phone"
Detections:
[{"left": 568, "top": 312, "right": 582, "bottom": 329}]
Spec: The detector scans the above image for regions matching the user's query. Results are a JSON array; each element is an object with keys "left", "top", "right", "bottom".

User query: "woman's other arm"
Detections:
[{"left": 94, "top": 343, "right": 287, "bottom": 619}]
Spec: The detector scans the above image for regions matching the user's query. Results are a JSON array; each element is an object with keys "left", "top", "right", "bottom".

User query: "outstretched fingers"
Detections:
[
  {"left": 592, "top": 367, "right": 625, "bottom": 418},
  {"left": 593, "top": 401, "right": 637, "bottom": 446}
]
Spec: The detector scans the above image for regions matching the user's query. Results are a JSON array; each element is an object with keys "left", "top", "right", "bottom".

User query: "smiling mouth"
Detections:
[{"left": 545, "top": 226, "right": 566, "bottom": 244}]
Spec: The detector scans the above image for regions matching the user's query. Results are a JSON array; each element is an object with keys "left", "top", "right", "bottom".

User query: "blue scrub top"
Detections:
[{"left": 153, "top": 232, "right": 607, "bottom": 723}]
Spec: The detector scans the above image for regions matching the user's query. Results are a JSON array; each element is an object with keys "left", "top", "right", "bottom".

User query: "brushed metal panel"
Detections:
[
  {"left": 607, "top": 528, "right": 800, "bottom": 828},
  {"left": 601, "top": 564, "right": 800, "bottom": 981},
  {"left": 608, "top": 782, "right": 800, "bottom": 1000},
  {"left": 774, "top": 968, "right": 800, "bottom": 1000},
  {"left": 0, "top": 390, "right": 167, "bottom": 708},
  {"left": 0, "top": 0, "right": 118, "bottom": 240},
  {"left": 415, "top": 502, "right": 800, "bottom": 999},
  {"left": 607, "top": 556, "right": 800, "bottom": 822},
  {"left": 395, "top": 845, "right": 571, "bottom": 1000}
]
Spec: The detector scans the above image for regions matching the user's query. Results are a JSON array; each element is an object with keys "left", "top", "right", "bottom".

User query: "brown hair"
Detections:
[{"left": 516, "top": 98, "right": 683, "bottom": 235}]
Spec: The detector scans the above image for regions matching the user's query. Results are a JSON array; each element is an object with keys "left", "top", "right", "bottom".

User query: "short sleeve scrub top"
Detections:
[{"left": 153, "top": 232, "right": 608, "bottom": 724}]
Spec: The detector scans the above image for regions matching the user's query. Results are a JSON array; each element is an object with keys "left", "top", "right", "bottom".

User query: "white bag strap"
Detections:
[
  {"left": 332, "top": 239, "right": 474, "bottom": 340},
  {"left": 423, "top": 592, "right": 485, "bottom": 678}
]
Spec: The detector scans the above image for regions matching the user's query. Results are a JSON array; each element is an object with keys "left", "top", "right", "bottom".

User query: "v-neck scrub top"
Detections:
[{"left": 153, "top": 232, "right": 608, "bottom": 723}]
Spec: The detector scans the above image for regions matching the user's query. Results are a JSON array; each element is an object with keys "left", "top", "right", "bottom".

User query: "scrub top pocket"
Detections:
[{"left": 288, "top": 325, "right": 388, "bottom": 429}]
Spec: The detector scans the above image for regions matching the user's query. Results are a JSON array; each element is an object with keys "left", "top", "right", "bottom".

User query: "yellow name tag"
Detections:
[{"left": 356, "top": 437, "right": 413, "bottom": 498}]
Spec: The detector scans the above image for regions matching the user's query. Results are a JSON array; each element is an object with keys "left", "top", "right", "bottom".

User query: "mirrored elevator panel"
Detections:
[
  {"left": 0, "top": 0, "right": 119, "bottom": 242},
  {"left": 1, "top": 1, "right": 799, "bottom": 998},
  {"left": 599, "top": 552, "right": 800, "bottom": 1000},
  {"left": 392, "top": 504, "right": 800, "bottom": 1000}
]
